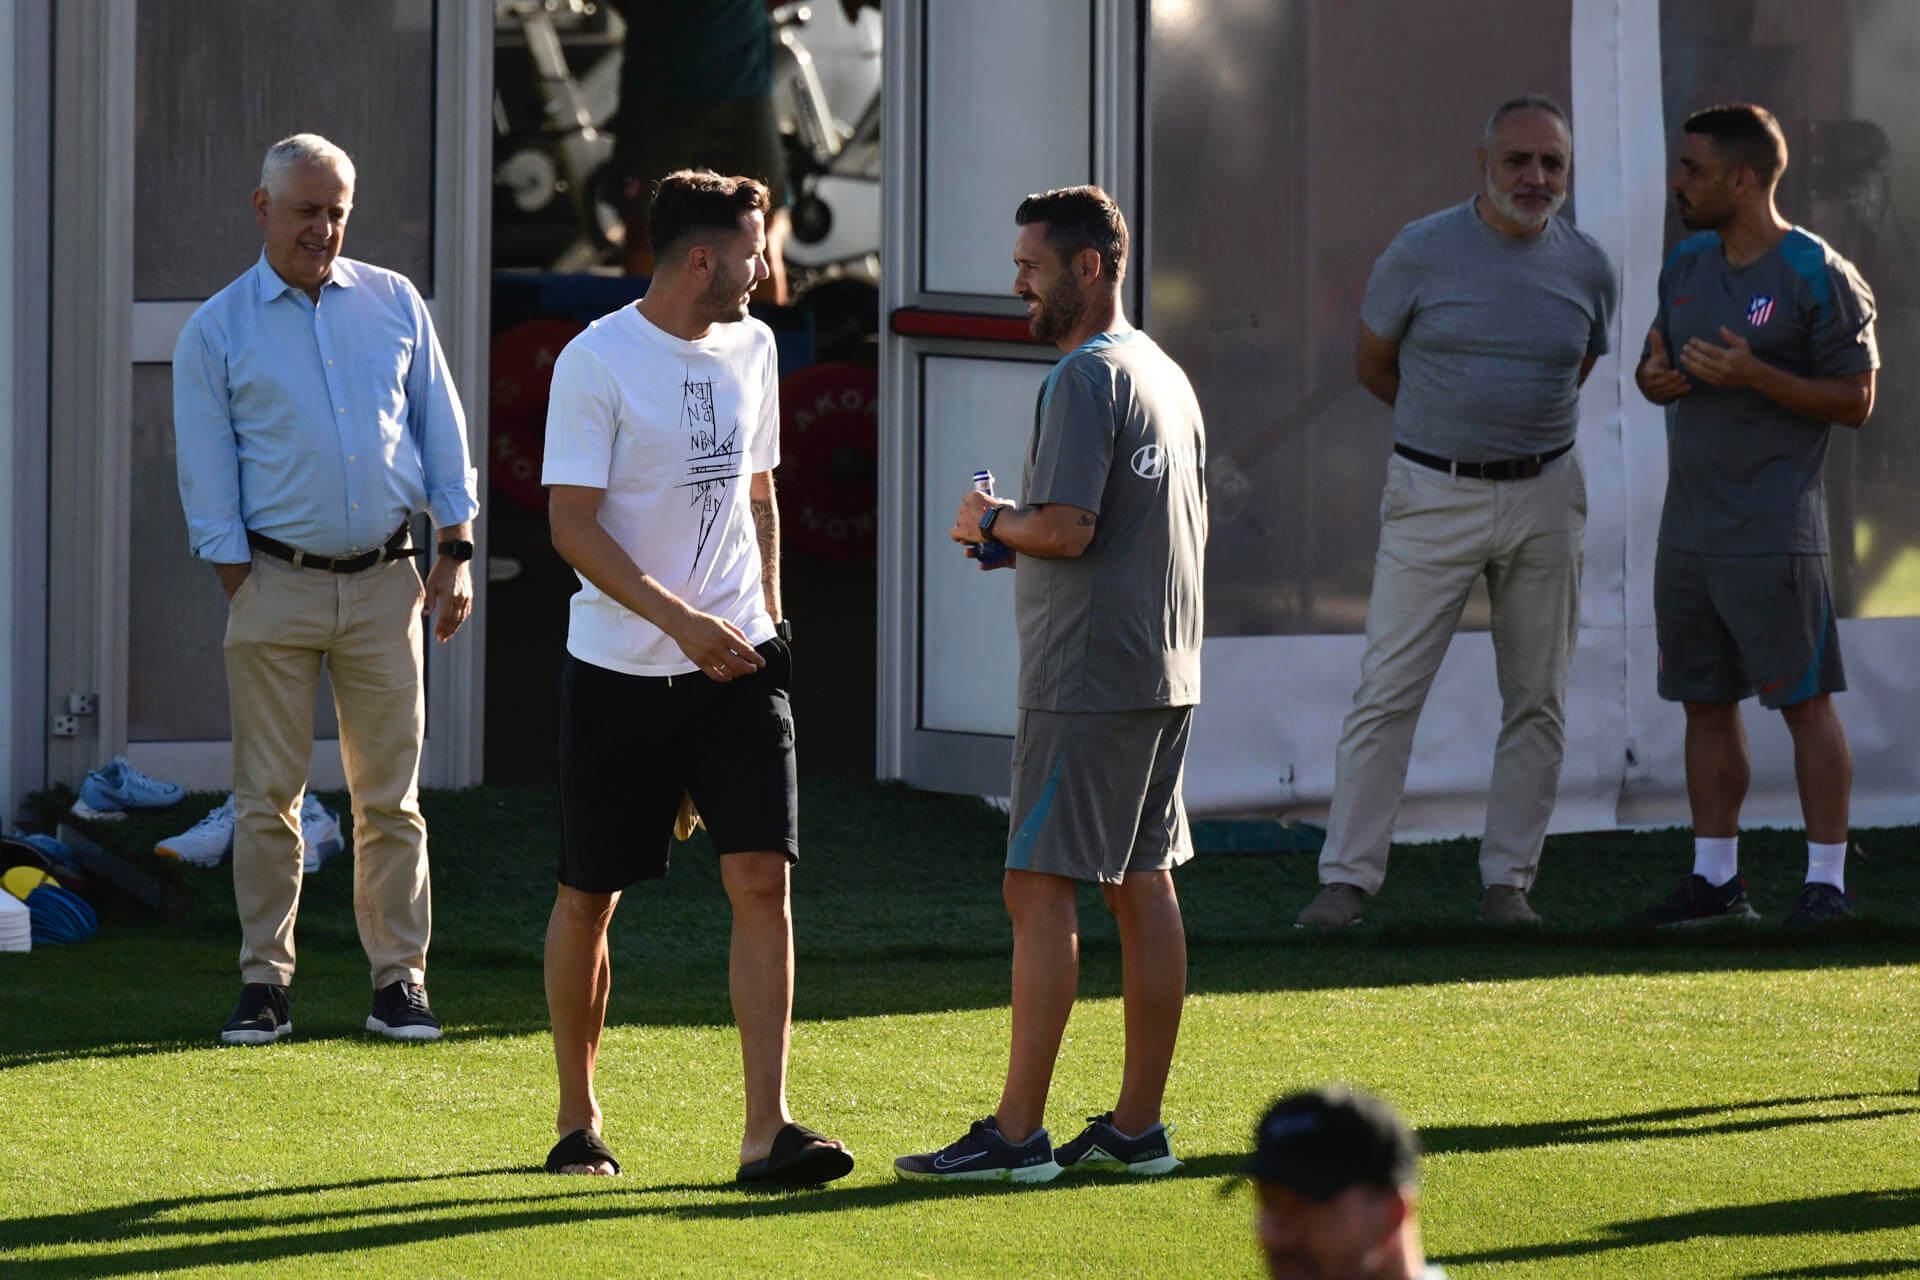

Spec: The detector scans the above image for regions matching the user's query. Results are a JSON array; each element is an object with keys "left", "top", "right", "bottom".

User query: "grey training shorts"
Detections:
[
  {"left": 1654, "top": 546, "right": 1846, "bottom": 708},
  {"left": 1005, "top": 706, "right": 1195, "bottom": 884}
]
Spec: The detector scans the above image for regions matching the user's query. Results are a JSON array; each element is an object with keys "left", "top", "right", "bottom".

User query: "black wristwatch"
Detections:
[
  {"left": 774, "top": 619, "right": 794, "bottom": 642},
  {"left": 977, "top": 505, "right": 1003, "bottom": 541},
  {"left": 437, "top": 539, "right": 475, "bottom": 563}
]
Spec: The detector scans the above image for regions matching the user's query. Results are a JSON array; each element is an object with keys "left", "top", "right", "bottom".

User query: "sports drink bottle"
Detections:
[{"left": 970, "top": 470, "right": 1014, "bottom": 569}]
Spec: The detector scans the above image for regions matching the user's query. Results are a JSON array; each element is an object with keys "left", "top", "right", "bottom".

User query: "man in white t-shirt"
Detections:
[{"left": 538, "top": 169, "right": 851, "bottom": 1185}]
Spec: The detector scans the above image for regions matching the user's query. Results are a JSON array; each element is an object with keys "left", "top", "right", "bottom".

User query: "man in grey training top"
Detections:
[
  {"left": 895, "top": 186, "right": 1207, "bottom": 1183},
  {"left": 1296, "top": 96, "right": 1618, "bottom": 930},
  {"left": 1630, "top": 104, "right": 1876, "bottom": 927}
]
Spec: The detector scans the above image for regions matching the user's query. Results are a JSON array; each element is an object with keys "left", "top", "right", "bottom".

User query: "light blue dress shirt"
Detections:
[{"left": 173, "top": 253, "right": 480, "bottom": 563}]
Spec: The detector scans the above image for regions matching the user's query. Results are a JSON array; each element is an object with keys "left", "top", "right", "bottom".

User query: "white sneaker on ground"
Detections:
[
  {"left": 301, "top": 795, "right": 346, "bottom": 873},
  {"left": 155, "top": 796, "right": 236, "bottom": 867}
]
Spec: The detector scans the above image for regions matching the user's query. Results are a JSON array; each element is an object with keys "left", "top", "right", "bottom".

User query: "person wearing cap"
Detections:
[{"left": 1241, "top": 1087, "right": 1446, "bottom": 1280}]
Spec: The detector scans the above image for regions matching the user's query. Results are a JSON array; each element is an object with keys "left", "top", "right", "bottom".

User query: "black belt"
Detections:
[
  {"left": 247, "top": 521, "right": 420, "bottom": 573},
  {"left": 1393, "top": 440, "right": 1573, "bottom": 481}
]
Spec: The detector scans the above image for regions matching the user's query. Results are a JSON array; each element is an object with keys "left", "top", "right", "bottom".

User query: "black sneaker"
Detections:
[
  {"left": 1785, "top": 881, "right": 1855, "bottom": 926},
  {"left": 893, "top": 1116, "right": 1061, "bottom": 1183},
  {"left": 220, "top": 983, "right": 291, "bottom": 1045},
  {"left": 1055, "top": 1111, "right": 1183, "bottom": 1176},
  {"left": 366, "top": 981, "right": 442, "bottom": 1041},
  {"left": 1627, "top": 874, "right": 1761, "bottom": 927}
]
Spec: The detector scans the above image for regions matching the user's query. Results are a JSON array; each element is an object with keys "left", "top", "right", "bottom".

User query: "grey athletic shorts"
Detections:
[
  {"left": 1654, "top": 546, "right": 1845, "bottom": 708},
  {"left": 1005, "top": 707, "right": 1195, "bottom": 884}
]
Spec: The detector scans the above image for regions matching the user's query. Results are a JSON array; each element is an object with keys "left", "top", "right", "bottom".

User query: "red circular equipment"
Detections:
[
  {"left": 489, "top": 319, "right": 584, "bottom": 512},
  {"left": 777, "top": 362, "right": 878, "bottom": 562}
]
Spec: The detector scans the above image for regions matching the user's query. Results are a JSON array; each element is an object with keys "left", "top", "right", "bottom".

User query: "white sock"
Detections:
[
  {"left": 1692, "top": 836, "right": 1738, "bottom": 886},
  {"left": 1806, "top": 841, "right": 1847, "bottom": 893}
]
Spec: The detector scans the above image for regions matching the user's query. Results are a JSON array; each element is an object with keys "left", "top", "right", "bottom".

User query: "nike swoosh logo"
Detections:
[
  {"left": 1761, "top": 678, "right": 1789, "bottom": 693},
  {"left": 931, "top": 1151, "right": 990, "bottom": 1170},
  {"left": 1675, "top": 295, "right": 1696, "bottom": 304}
]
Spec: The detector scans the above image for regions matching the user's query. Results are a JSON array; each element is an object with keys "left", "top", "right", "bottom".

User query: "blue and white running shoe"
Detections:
[
  {"left": 301, "top": 794, "right": 346, "bottom": 873},
  {"left": 894, "top": 1117, "right": 1061, "bottom": 1183},
  {"left": 1054, "top": 1111, "right": 1183, "bottom": 1176},
  {"left": 72, "top": 755, "right": 185, "bottom": 820},
  {"left": 155, "top": 796, "right": 236, "bottom": 867}
]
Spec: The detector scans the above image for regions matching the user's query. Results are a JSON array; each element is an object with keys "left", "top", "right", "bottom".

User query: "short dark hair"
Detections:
[
  {"left": 1014, "top": 185, "right": 1129, "bottom": 289},
  {"left": 1684, "top": 104, "right": 1789, "bottom": 186},
  {"left": 1484, "top": 94, "right": 1570, "bottom": 145},
  {"left": 647, "top": 169, "right": 772, "bottom": 263}
]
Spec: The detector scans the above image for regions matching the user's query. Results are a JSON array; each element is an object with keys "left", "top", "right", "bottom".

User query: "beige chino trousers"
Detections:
[
  {"left": 1317, "top": 450, "right": 1585, "bottom": 894},
  {"left": 224, "top": 549, "right": 430, "bottom": 988}
]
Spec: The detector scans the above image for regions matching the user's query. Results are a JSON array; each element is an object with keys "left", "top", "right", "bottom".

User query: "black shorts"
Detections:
[{"left": 556, "top": 639, "right": 797, "bottom": 892}]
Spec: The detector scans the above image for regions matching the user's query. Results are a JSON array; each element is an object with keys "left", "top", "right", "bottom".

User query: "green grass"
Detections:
[{"left": 3, "top": 779, "right": 1918, "bottom": 1277}]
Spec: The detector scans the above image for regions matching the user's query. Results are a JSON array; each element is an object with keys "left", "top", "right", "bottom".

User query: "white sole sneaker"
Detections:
[
  {"left": 365, "top": 1016, "right": 442, "bottom": 1041},
  {"left": 895, "top": 1158, "right": 1062, "bottom": 1183},
  {"left": 221, "top": 1021, "right": 292, "bottom": 1046},
  {"left": 69, "top": 801, "right": 127, "bottom": 822},
  {"left": 155, "top": 842, "right": 227, "bottom": 868}
]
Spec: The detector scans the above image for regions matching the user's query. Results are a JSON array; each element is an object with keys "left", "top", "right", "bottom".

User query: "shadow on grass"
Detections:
[
  {"left": 8, "top": 930, "right": 1920, "bottom": 1067},
  {"left": 1431, "top": 1188, "right": 1920, "bottom": 1269},
  {"left": 1745, "top": 1262, "right": 1920, "bottom": 1278},
  {"left": 0, "top": 1156, "right": 1245, "bottom": 1278},
  {"left": 1421, "top": 1092, "right": 1920, "bottom": 1155},
  {"left": 10, "top": 778, "right": 1919, "bottom": 1065}
]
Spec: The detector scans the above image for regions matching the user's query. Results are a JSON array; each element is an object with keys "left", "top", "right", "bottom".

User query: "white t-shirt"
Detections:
[{"left": 541, "top": 305, "right": 781, "bottom": 676}]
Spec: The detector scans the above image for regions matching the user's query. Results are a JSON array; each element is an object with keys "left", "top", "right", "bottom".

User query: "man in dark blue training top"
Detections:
[{"left": 1631, "top": 103, "right": 1878, "bottom": 927}]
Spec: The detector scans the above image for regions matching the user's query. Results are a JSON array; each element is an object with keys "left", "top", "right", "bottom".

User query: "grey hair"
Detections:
[
  {"left": 1484, "top": 95, "right": 1570, "bottom": 145},
  {"left": 258, "top": 133, "right": 355, "bottom": 195}
]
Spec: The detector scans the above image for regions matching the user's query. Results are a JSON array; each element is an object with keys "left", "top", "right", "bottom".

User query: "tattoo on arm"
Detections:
[{"left": 752, "top": 495, "right": 782, "bottom": 619}]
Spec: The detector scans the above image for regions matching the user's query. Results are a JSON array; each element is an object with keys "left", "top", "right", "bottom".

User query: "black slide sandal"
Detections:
[
  {"left": 736, "top": 1122, "right": 855, "bottom": 1186},
  {"left": 546, "top": 1128, "right": 621, "bottom": 1175}
]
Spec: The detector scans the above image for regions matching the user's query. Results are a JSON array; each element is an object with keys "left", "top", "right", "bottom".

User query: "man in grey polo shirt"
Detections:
[
  {"left": 895, "top": 186, "right": 1206, "bottom": 1183},
  {"left": 1296, "top": 96, "right": 1618, "bottom": 930},
  {"left": 1630, "top": 104, "right": 1877, "bottom": 928}
]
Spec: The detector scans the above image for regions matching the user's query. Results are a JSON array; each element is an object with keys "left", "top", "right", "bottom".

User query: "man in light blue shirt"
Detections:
[{"left": 173, "top": 133, "right": 479, "bottom": 1047}]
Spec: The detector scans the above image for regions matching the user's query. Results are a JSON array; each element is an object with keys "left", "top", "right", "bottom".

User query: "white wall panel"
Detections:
[
  {"left": 921, "top": 0, "right": 1091, "bottom": 296},
  {"left": 918, "top": 355, "right": 1048, "bottom": 734}
]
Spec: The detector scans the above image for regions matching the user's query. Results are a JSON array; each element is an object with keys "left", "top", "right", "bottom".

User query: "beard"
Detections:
[
  {"left": 1485, "top": 177, "right": 1565, "bottom": 232},
  {"left": 698, "top": 261, "right": 754, "bottom": 322},
  {"left": 1676, "top": 193, "right": 1730, "bottom": 231},
  {"left": 1026, "top": 273, "right": 1086, "bottom": 342}
]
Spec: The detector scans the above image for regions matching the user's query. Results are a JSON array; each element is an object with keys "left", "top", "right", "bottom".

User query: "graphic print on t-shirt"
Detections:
[{"left": 673, "top": 370, "right": 743, "bottom": 575}]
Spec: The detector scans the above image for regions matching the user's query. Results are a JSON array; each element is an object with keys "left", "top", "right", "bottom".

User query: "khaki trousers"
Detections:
[
  {"left": 1318, "top": 450, "right": 1585, "bottom": 894},
  {"left": 224, "top": 549, "right": 430, "bottom": 988}
]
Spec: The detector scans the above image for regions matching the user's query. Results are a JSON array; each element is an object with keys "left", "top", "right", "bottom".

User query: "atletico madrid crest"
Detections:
[{"left": 1747, "top": 294, "right": 1775, "bottom": 327}]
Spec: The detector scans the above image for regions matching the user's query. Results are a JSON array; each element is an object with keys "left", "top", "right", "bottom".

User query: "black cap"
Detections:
[{"left": 1238, "top": 1087, "right": 1421, "bottom": 1199}]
